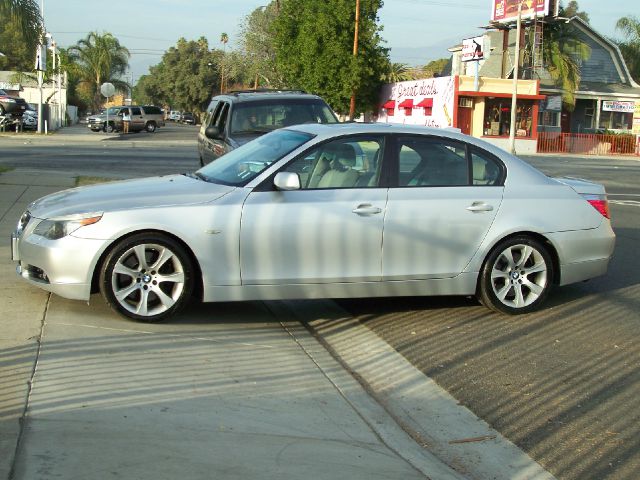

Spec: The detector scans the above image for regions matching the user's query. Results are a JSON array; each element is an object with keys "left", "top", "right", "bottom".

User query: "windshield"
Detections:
[
  {"left": 230, "top": 100, "right": 338, "bottom": 135},
  {"left": 197, "top": 129, "right": 314, "bottom": 186},
  {"left": 105, "top": 107, "right": 121, "bottom": 115}
]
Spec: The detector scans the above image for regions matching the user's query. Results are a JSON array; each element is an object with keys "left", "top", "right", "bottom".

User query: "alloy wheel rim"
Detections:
[
  {"left": 490, "top": 244, "right": 548, "bottom": 309},
  {"left": 111, "top": 243, "right": 185, "bottom": 316}
]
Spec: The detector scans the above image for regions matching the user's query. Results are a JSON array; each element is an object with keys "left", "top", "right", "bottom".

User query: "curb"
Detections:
[{"left": 280, "top": 299, "right": 557, "bottom": 480}]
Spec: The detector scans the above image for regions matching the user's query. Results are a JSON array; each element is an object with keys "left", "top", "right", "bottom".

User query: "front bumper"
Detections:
[{"left": 11, "top": 230, "right": 108, "bottom": 301}]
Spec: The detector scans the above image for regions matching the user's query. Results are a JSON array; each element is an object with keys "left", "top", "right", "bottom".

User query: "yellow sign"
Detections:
[{"left": 634, "top": 101, "right": 640, "bottom": 135}]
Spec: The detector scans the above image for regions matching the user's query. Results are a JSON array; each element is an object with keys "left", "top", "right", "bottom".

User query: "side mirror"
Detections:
[
  {"left": 274, "top": 172, "right": 301, "bottom": 191},
  {"left": 205, "top": 126, "right": 221, "bottom": 139}
]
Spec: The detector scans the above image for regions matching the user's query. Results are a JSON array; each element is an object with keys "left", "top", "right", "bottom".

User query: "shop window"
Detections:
[
  {"left": 483, "top": 98, "right": 533, "bottom": 137},
  {"left": 538, "top": 110, "right": 560, "bottom": 127},
  {"left": 599, "top": 110, "right": 633, "bottom": 131}
]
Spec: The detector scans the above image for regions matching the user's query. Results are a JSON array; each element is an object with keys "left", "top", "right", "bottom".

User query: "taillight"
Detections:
[{"left": 583, "top": 195, "right": 610, "bottom": 219}]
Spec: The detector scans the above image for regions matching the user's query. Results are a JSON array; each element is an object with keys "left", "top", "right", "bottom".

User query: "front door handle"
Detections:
[
  {"left": 352, "top": 204, "right": 382, "bottom": 216},
  {"left": 466, "top": 202, "right": 494, "bottom": 212}
]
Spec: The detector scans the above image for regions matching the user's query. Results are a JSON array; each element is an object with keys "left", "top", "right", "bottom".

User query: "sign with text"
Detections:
[
  {"left": 377, "top": 76, "right": 455, "bottom": 128},
  {"left": 462, "top": 37, "right": 484, "bottom": 62},
  {"left": 632, "top": 102, "right": 640, "bottom": 135},
  {"left": 602, "top": 101, "right": 635, "bottom": 113},
  {"left": 491, "top": 0, "right": 551, "bottom": 23}
]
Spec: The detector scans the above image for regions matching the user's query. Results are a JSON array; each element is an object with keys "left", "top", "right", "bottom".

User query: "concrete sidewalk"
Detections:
[{"left": 0, "top": 169, "right": 555, "bottom": 480}]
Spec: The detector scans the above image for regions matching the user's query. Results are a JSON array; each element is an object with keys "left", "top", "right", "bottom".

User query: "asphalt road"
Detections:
[
  {"left": 341, "top": 154, "right": 640, "bottom": 480},
  {"left": 1, "top": 125, "right": 638, "bottom": 479},
  {"left": 0, "top": 123, "right": 201, "bottom": 178}
]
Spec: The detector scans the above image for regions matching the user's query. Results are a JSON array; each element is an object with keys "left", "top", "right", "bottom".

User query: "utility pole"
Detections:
[
  {"left": 508, "top": 1, "right": 523, "bottom": 155},
  {"left": 349, "top": 0, "right": 360, "bottom": 120}
]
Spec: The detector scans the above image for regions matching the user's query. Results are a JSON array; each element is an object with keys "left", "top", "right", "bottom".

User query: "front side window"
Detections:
[
  {"left": 396, "top": 137, "right": 468, "bottom": 187},
  {"left": 282, "top": 136, "right": 384, "bottom": 189},
  {"left": 197, "top": 129, "right": 313, "bottom": 186}
]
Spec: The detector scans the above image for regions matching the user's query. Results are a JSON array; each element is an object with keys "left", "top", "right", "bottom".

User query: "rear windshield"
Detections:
[{"left": 230, "top": 99, "right": 337, "bottom": 135}]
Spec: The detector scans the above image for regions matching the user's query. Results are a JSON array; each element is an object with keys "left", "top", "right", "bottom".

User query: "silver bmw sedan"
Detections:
[{"left": 11, "top": 123, "right": 615, "bottom": 322}]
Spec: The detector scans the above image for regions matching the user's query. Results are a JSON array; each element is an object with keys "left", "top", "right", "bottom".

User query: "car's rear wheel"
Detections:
[
  {"left": 145, "top": 121, "right": 156, "bottom": 133},
  {"left": 100, "top": 233, "right": 194, "bottom": 322},
  {"left": 478, "top": 236, "right": 553, "bottom": 315}
]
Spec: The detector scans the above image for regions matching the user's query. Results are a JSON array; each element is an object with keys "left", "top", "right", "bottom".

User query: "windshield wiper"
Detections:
[{"left": 183, "top": 172, "right": 211, "bottom": 182}]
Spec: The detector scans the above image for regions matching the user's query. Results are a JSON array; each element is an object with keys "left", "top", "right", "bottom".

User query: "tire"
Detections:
[
  {"left": 145, "top": 121, "right": 156, "bottom": 133},
  {"left": 100, "top": 233, "right": 195, "bottom": 322},
  {"left": 103, "top": 122, "right": 115, "bottom": 133},
  {"left": 0, "top": 105, "right": 5, "bottom": 115},
  {"left": 477, "top": 235, "right": 554, "bottom": 315}
]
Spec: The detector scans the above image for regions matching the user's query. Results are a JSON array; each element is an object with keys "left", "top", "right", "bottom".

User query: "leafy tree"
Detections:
[
  {"left": 133, "top": 37, "right": 221, "bottom": 115},
  {"left": 615, "top": 15, "right": 640, "bottom": 83},
  {"left": 563, "top": 1, "right": 589, "bottom": 23},
  {"left": 67, "top": 32, "right": 130, "bottom": 111},
  {"left": 239, "top": 3, "right": 283, "bottom": 88},
  {"left": 0, "top": 19, "right": 35, "bottom": 70},
  {"left": 272, "top": 0, "right": 389, "bottom": 115},
  {"left": 0, "top": 0, "right": 42, "bottom": 52},
  {"left": 422, "top": 58, "right": 449, "bottom": 78}
]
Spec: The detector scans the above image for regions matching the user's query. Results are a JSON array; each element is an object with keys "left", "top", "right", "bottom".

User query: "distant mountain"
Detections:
[{"left": 388, "top": 35, "right": 469, "bottom": 66}]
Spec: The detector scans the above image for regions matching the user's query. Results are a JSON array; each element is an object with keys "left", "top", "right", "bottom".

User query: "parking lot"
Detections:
[{"left": 1, "top": 124, "right": 638, "bottom": 479}]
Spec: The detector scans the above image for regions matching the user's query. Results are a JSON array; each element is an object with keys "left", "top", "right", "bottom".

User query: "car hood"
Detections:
[{"left": 27, "top": 174, "right": 235, "bottom": 219}]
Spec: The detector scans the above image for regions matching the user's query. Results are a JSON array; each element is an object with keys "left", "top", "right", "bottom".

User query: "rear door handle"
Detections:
[
  {"left": 352, "top": 204, "right": 382, "bottom": 216},
  {"left": 466, "top": 202, "right": 494, "bottom": 212}
]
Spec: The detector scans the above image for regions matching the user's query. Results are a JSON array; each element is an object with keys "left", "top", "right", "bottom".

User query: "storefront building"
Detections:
[{"left": 377, "top": 75, "right": 545, "bottom": 154}]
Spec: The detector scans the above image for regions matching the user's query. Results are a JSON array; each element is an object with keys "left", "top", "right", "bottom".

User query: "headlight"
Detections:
[
  {"left": 33, "top": 212, "right": 103, "bottom": 240},
  {"left": 3, "top": 98, "right": 16, "bottom": 103},
  {"left": 16, "top": 211, "right": 32, "bottom": 235}
]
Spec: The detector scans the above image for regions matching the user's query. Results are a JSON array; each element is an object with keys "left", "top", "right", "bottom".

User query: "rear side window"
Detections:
[
  {"left": 396, "top": 137, "right": 468, "bottom": 187},
  {"left": 470, "top": 149, "right": 504, "bottom": 186},
  {"left": 131, "top": 107, "right": 142, "bottom": 115}
]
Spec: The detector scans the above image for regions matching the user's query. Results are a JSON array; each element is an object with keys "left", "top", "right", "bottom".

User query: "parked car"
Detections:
[
  {"left": 22, "top": 107, "right": 37, "bottom": 130},
  {"left": 86, "top": 105, "right": 165, "bottom": 133},
  {"left": 197, "top": 89, "right": 338, "bottom": 166},
  {"left": 11, "top": 123, "right": 615, "bottom": 322},
  {"left": 0, "top": 89, "right": 28, "bottom": 117},
  {"left": 181, "top": 112, "right": 195, "bottom": 124},
  {"left": 168, "top": 110, "right": 181, "bottom": 122}
]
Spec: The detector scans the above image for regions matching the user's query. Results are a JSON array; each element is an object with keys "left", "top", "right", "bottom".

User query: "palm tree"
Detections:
[
  {"left": 615, "top": 15, "right": 640, "bottom": 83},
  {"left": 67, "top": 32, "right": 130, "bottom": 111},
  {"left": 220, "top": 32, "right": 229, "bottom": 93},
  {"left": 541, "top": 19, "right": 590, "bottom": 111},
  {"left": 0, "top": 0, "right": 42, "bottom": 50},
  {"left": 383, "top": 63, "right": 412, "bottom": 83}
]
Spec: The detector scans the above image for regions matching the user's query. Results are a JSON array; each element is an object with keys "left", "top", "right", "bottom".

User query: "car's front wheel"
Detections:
[
  {"left": 478, "top": 236, "right": 554, "bottom": 315},
  {"left": 103, "top": 122, "right": 115, "bottom": 133},
  {"left": 100, "top": 233, "right": 195, "bottom": 322}
]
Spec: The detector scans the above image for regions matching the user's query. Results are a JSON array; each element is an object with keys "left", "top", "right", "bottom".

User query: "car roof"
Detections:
[{"left": 213, "top": 90, "right": 325, "bottom": 104}]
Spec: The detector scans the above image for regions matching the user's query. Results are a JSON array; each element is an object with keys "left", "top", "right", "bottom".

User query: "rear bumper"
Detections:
[{"left": 547, "top": 220, "right": 616, "bottom": 286}]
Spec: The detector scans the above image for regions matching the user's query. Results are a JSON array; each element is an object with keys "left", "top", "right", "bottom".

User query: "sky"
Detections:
[{"left": 42, "top": 0, "right": 634, "bottom": 83}]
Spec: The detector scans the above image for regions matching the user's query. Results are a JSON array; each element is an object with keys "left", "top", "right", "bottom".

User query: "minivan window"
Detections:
[{"left": 230, "top": 100, "right": 337, "bottom": 135}]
